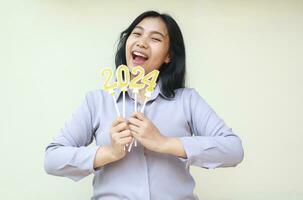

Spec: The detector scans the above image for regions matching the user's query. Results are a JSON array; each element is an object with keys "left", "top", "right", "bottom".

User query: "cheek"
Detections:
[
  {"left": 125, "top": 40, "right": 131, "bottom": 55},
  {"left": 125, "top": 37, "right": 135, "bottom": 55},
  {"left": 152, "top": 45, "right": 168, "bottom": 61}
]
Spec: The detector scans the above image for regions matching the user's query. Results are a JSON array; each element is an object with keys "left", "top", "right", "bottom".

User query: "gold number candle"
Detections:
[
  {"left": 101, "top": 68, "right": 118, "bottom": 96},
  {"left": 116, "top": 65, "right": 130, "bottom": 118},
  {"left": 101, "top": 68, "right": 120, "bottom": 116},
  {"left": 129, "top": 66, "right": 145, "bottom": 92},
  {"left": 116, "top": 65, "right": 130, "bottom": 91}
]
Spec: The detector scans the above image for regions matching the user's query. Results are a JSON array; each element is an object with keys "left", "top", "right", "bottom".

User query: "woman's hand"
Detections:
[
  {"left": 109, "top": 117, "right": 133, "bottom": 161},
  {"left": 128, "top": 112, "right": 168, "bottom": 153}
]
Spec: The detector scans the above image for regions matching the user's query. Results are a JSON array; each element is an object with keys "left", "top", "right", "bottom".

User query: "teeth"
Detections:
[{"left": 133, "top": 51, "right": 147, "bottom": 58}]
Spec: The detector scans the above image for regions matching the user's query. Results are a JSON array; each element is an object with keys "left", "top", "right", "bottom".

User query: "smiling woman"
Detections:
[
  {"left": 116, "top": 11, "right": 186, "bottom": 99},
  {"left": 125, "top": 17, "right": 171, "bottom": 72},
  {"left": 44, "top": 10, "right": 244, "bottom": 200}
]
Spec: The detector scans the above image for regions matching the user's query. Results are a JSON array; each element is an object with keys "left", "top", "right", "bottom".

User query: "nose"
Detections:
[{"left": 136, "top": 38, "right": 148, "bottom": 49}]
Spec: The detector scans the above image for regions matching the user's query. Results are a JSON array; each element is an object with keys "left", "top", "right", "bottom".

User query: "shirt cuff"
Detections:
[{"left": 179, "top": 136, "right": 216, "bottom": 169}]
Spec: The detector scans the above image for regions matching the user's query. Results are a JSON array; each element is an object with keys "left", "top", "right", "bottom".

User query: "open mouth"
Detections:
[{"left": 131, "top": 51, "right": 148, "bottom": 65}]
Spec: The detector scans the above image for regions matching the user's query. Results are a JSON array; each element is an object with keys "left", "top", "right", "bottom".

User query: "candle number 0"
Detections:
[{"left": 116, "top": 65, "right": 130, "bottom": 91}]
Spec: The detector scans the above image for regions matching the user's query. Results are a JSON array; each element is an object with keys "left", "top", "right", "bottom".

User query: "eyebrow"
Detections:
[{"left": 134, "top": 26, "right": 166, "bottom": 38}]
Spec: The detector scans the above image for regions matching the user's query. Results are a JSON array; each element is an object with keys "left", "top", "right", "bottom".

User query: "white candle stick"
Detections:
[
  {"left": 134, "top": 136, "right": 137, "bottom": 147},
  {"left": 122, "top": 91, "right": 126, "bottom": 118},
  {"left": 121, "top": 88, "right": 127, "bottom": 151},
  {"left": 128, "top": 89, "right": 141, "bottom": 151},
  {"left": 139, "top": 96, "right": 148, "bottom": 148},
  {"left": 140, "top": 90, "right": 152, "bottom": 113},
  {"left": 128, "top": 66, "right": 145, "bottom": 152},
  {"left": 116, "top": 65, "right": 130, "bottom": 151},
  {"left": 134, "top": 93, "right": 137, "bottom": 112},
  {"left": 101, "top": 68, "right": 122, "bottom": 150},
  {"left": 116, "top": 65, "right": 129, "bottom": 119},
  {"left": 133, "top": 92, "right": 138, "bottom": 147},
  {"left": 129, "top": 68, "right": 160, "bottom": 152},
  {"left": 140, "top": 99, "right": 147, "bottom": 113},
  {"left": 111, "top": 93, "right": 126, "bottom": 151},
  {"left": 112, "top": 94, "right": 120, "bottom": 117},
  {"left": 128, "top": 139, "right": 134, "bottom": 152}
]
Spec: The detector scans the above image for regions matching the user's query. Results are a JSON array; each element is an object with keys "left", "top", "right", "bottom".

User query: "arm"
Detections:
[
  {"left": 178, "top": 89, "right": 244, "bottom": 169},
  {"left": 94, "top": 118, "right": 133, "bottom": 169},
  {"left": 44, "top": 91, "right": 101, "bottom": 181},
  {"left": 128, "top": 89, "right": 243, "bottom": 169},
  {"left": 93, "top": 146, "right": 118, "bottom": 169},
  {"left": 161, "top": 137, "right": 187, "bottom": 158}
]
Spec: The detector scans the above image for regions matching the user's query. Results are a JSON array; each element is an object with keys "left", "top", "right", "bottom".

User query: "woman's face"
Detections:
[{"left": 125, "top": 17, "right": 170, "bottom": 74}]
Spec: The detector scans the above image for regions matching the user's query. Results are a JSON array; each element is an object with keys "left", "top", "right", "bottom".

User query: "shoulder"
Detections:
[
  {"left": 83, "top": 89, "right": 111, "bottom": 107},
  {"left": 174, "top": 87, "right": 205, "bottom": 101},
  {"left": 174, "top": 87, "right": 210, "bottom": 110},
  {"left": 85, "top": 89, "right": 103, "bottom": 101}
]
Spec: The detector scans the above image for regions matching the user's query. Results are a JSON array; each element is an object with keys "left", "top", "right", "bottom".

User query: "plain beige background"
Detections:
[{"left": 1, "top": 0, "right": 302, "bottom": 199}]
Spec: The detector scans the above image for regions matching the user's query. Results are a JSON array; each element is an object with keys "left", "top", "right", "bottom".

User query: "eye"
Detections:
[
  {"left": 151, "top": 38, "right": 161, "bottom": 42},
  {"left": 132, "top": 32, "right": 141, "bottom": 36}
]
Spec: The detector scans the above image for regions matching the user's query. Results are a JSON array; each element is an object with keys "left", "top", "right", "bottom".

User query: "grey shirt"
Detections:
[{"left": 44, "top": 83, "right": 244, "bottom": 200}]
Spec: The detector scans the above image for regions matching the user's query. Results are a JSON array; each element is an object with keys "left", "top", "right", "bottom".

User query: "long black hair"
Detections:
[{"left": 115, "top": 11, "right": 186, "bottom": 98}]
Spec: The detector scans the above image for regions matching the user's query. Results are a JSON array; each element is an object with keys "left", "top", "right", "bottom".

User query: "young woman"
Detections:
[{"left": 44, "top": 11, "right": 244, "bottom": 200}]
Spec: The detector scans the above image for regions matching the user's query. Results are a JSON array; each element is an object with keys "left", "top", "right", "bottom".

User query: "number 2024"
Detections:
[{"left": 101, "top": 65, "right": 159, "bottom": 93}]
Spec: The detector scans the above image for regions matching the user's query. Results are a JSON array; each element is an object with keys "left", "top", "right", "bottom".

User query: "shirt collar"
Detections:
[{"left": 113, "top": 79, "right": 169, "bottom": 102}]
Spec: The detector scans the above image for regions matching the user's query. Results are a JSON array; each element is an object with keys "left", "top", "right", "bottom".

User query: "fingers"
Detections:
[
  {"left": 110, "top": 118, "right": 132, "bottom": 146},
  {"left": 112, "top": 129, "right": 131, "bottom": 139},
  {"left": 119, "top": 136, "right": 133, "bottom": 145},
  {"left": 129, "top": 124, "right": 141, "bottom": 135},
  {"left": 111, "top": 117, "right": 125, "bottom": 127},
  {"left": 111, "top": 121, "right": 129, "bottom": 133},
  {"left": 128, "top": 117, "right": 143, "bottom": 127},
  {"left": 110, "top": 114, "right": 147, "bottom": 146},
  {"left": 112, "top": 130, "right": 132, "bottom": 145},
  {"left": 129, "top": 112, "right": 149, "bottom": 138},
  {"left": 131, "top": 112, "right": 145, "bottom": 121}
]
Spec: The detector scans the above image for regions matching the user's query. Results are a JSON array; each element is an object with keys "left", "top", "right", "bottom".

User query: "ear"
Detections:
[{"left": 164, "top": 54, "right": 171, "bottom": 64}]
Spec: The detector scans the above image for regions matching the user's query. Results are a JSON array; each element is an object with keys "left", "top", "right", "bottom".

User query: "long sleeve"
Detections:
[
  {"left": 179, "top": 89, "right": 244, "bottom": 169},
  {"left": 44, "top": 91, "right": 101, "bottom": 181}
]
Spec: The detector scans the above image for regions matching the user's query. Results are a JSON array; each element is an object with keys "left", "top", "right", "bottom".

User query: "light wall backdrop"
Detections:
[{"left": 1, "top": 0, "right": 302, "bottom": 199}]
